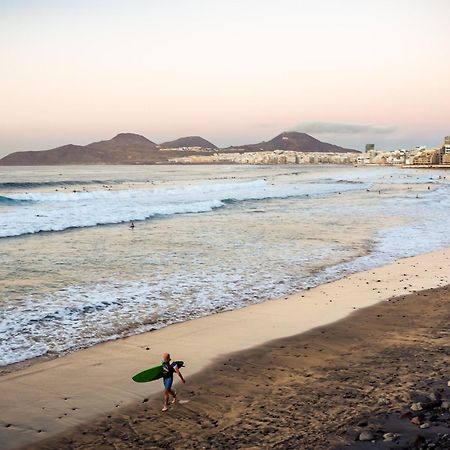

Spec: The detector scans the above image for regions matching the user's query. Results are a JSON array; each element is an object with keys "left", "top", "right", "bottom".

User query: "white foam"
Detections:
[
  {"left": 2, "top": 168, "right": 450, "bottom": 366},
  {"left": 0, "top": 179, "right": 363, "bottom": 238}
]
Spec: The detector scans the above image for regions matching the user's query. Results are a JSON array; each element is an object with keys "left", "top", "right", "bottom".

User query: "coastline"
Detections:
[
  {"left": 401, "top": 164, "right": 450, "bottom": 170},
  {"left": 1, "top": 248, "right": 450, "bottom": 449},
  {"left": 34, "top": 281, "right": 450, "bottom": 449}
]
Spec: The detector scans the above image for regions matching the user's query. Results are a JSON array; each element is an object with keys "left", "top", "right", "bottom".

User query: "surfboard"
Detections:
[{"left": 132, "top": 360, "right": 184, "bottom": 383}]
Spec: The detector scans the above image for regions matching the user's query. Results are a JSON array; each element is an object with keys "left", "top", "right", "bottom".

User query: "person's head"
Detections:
[{"left": 163, "top": 353, "right": 170, "bottom": 362}]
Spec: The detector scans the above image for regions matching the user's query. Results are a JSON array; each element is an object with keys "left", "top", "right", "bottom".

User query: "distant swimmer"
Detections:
[
  {"left": 129, "top": 221, "right": 135, "bottom": 229},
  {"left": 161, "top": 353, "right": 185, "bottom": 412}
]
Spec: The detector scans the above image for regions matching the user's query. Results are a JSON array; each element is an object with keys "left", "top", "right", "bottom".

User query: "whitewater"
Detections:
[
  {"left": 1, "top": 164, "right": 449, "bottom": 366},
  {"left": 0, "top": 178, "right": 369, "bottom": 238}
]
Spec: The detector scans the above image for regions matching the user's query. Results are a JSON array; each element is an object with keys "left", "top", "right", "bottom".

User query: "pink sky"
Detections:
[{"left": 1, "top": 0, "right": 449, "bottom": 156}]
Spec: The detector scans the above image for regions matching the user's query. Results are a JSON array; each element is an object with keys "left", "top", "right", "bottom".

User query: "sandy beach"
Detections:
[
  {"left": 33, "top": 280, "right": 450, "bottom": 449},
  {"left": 2, "top": 1, "right": 450, "bottom": 448},
  {"left": 0, "top": 248, "right": 449, "bottom": 449}
]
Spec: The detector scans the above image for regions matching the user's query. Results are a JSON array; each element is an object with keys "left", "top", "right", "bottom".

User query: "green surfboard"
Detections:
[{"left": 132, "top": 360, "right": 184, "bottom": 383}]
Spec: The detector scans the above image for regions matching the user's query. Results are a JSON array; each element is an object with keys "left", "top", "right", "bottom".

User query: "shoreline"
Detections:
[
  {"left": 1, "top": 248, "right": 450, "bottom": 449},
  {"left": 35, "top": 282, "right": 450, "bottom": 449},
  {"left": 401, "top": 164, "right": 450, "bottom": 170}
]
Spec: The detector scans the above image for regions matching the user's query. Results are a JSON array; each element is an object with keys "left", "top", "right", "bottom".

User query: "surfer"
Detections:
[{"left": 162, "top": 353, "right": 185, "bottom": 412}]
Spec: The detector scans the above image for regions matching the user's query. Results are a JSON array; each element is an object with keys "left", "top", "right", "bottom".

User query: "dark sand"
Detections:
[{"left": 28, "top": 287, "right": 450, "bottom": 450}]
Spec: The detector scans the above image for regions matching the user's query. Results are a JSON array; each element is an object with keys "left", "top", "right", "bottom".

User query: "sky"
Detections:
[{"left": 1, "top": 0, "right": 449, "bottom": 156}]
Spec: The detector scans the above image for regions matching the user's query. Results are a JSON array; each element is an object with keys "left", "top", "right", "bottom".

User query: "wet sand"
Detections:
[
  {"left": 1, "top": 248, "right": 449, "bottom": 449},
  {"left": 31, "top": 284, "right": 450, "bottom": 449}
]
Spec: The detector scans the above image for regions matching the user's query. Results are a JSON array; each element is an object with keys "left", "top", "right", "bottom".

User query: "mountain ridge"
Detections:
[
  {"left": 159, "top": 136, "right": 217, "bottom": 149},
  {"left": 0, "top": 131, "right": 358, "bottom": 165},
  {"left": 226, "top": 131, "right": 358, "bottom": 154}
]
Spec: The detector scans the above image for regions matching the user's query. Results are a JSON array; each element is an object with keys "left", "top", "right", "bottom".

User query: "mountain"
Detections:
[
  {"left": 159, "top": 136, "right": 217, "bottom": 149},
  {"left": 227, "top": 131, "right": 358, "bottom": 153},
  {"left": 0, "top": 134, "right": 218, "bottom": 165},
  {"left": 0, "top": 131, "right": 358, "bottom": 165},
  {"left": 0, "top": 133, "right": 164, "bottom": 165}
]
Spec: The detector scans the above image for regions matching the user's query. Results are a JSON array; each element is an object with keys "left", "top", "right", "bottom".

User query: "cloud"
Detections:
[{"left": 294, "top": 122, "right": 397, "bottom": 135}]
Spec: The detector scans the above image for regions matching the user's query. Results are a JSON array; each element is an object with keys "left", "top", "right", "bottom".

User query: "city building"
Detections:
[
  {"left": 167, "top": 150, "right": 359, "bottom": 165},
  {"left": 411, "top": 148, "right": 440, "bottom": 165},
  {"left": 442, "top": 137, "right": 450, "bottom": 164}
]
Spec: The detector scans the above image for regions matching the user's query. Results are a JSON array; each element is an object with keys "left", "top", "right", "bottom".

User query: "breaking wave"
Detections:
[
  {"left": 0, "top": 179, "right": 111, "bottom": 189},
  {"left": 0, "top": 195, "right": 31, "bottom": 206},
  {"left": 0, "top": 179, "right": 365, "bottom": 238}
]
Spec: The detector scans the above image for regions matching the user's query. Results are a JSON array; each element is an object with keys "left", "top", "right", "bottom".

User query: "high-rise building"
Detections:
[
  {"left": 444, "top": 136, "right": 450, "bottom": 146},
  {"left": 365, "top": 144, "right": 375, "bottom": 152}
]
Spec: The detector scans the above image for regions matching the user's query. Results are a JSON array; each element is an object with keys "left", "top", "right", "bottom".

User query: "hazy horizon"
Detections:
[{"left": 1, "top": 0, "right": 449, "bottom": 157}]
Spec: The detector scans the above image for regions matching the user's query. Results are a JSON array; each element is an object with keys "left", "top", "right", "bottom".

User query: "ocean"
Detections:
[{"left": 1, "top": 164, "right": 449, "bottom": 367}]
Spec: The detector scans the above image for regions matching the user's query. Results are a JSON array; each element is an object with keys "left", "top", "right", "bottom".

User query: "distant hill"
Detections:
[
  {"left": 159, "top": 136, "right": 217, "bottom": 149},
  {"left": 226, "top": 131, "right": 358, "bottom": 153},
  {"left": 0, "top": 131, "right": 358, "bottom": 165},
  {"left": 0, "top": 133, "right": 163, "bottom": 165}
]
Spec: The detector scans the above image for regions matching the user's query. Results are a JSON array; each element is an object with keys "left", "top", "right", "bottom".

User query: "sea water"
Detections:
[{"left": 1, "top": 165, "right": 449, "bottom": 366}]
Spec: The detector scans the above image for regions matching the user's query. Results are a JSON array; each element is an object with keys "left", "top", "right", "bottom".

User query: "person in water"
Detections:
[{"left": 161, "top": 353, "right": 185, "bottom": 412}]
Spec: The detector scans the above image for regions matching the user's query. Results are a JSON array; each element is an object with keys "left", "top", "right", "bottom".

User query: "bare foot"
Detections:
[
  {"left": 171, "top": 397, "right": 177, "bottom": 404},
  {"left": 162, "top": 405, "right": 168, "bottom": 412}
]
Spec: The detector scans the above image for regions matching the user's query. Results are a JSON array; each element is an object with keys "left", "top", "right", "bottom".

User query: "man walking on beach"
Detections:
[{"left": 162, "top": 353, "right": 185, "bottom": 412}]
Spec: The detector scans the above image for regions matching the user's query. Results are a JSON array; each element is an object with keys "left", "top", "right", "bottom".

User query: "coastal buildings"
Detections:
[
  {"left": 359, "top": 146, "right": 407, "bottom": 165},
  {"left": 442, "top": 137, "right": 450, "bottom": 164},
  {"left": 168, "top": 150, "right": 359, "bottom": 165},
  {"left": 167, "top": 136, "right": 450, "bottom": 167},
  {"left": 359, "top": 137, "right": 450, "bottom": 167},
  {"left": 411, "top": 148, "right": 440, "bottom": 165},
  {"left": 443, "top": 149, "right": 450, "bottom": 164},
  {"left": 167, "top": 135, "right": 450, "bottom": 166}
]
